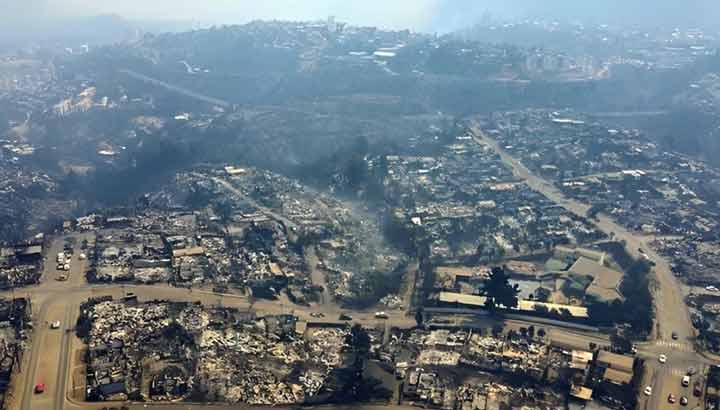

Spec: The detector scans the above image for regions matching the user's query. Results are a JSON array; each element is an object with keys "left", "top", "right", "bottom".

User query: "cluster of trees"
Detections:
[{"left": 480, "top": 266, "right": 521, "bottom": 311}]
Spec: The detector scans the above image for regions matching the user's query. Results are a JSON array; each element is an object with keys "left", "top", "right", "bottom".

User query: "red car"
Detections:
[{"left": 34, "top": 383, "right": 45, "bottom": 394}]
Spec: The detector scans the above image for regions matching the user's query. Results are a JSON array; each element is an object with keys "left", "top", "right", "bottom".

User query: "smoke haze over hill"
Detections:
[
  {"left": 4, "top": 0, "right": 720, "bottom": 35},
  {"left": 2, "top": 0, "right": 720, "bottom": 51}
]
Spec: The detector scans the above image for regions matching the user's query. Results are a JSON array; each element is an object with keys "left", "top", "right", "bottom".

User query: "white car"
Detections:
[
  {"left": 644, "top": 386, "right": 653, "bottom": 396},
  {"left": 50, "top": 321, "right": 61, "bottom": 329},
  {"left": 659, "top": 354, "right": 667, "bottom": 364}
]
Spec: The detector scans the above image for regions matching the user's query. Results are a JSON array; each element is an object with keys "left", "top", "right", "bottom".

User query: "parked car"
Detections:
[
  {"left": 50, "top": 321, "right": 60, "bottom": 329},
  {"left": 644, "top": 386, "right": 653, "bottom": 396},
  {"left": 668, "top": 393, "right": 677, "bottom": 403},
  {"left": 680, "top": 396, "right": 688, "bottom": 406},
  {"left": 682, "top": 375, "right": 691, "bottom": 387}
]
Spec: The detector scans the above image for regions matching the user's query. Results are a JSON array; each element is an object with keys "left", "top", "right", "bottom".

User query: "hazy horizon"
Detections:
[
  {"left": 0, "top": 0, "right": 720, "bottom": 46},
  {"left": 3, "top": 0, "right": 720, "bottom": 44}
]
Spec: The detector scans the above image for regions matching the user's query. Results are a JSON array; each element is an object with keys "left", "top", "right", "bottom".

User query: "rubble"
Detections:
[{"left": 79, "top": 298, "right": 350, "bottom": 404}]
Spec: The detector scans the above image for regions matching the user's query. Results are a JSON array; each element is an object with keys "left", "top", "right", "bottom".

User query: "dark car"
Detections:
[{"left": 694, "top": 382, "right": 703, "bottom": 397}]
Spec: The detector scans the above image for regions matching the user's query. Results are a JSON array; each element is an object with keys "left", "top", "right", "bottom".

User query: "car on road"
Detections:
[
  {"left": 682, "top": 375, "right": 691, "bottom": 387},
  {"left": 706, "top": 285, "right": 719, "bottom": 292},
  {"left": 339, "top": 314, "right": 353, "bottom": 321},
  {"left": 659, "top": 354, "right": 667, "bottom": 363},
  {"left": 672, "top": 331, "right": 679, "bottom": 340},
  {"left": 310, "top": 312, "right": 325, "bottom": 318},
  {"left": 375, "top": 311, "right": 389, "bottom": 319},
  {"left": 34, "top": 383, "right": 45, "bottom": 394},
  {"left": 694, "top": 382, "right": 703, "bottom": 397},
  {"left": 644, "top": 386, "right": 653, "bottom": 396},
  {"left": 680, "top": 396, "right": 688, "bottom": 406},
  {"left": 50, "top": 321, "right": 61, "bottom": 329},
  {"left": 668, "top": 393, "right": 677, "bottom": 404},
  {"left": 56, "top": 274, "right": 67, "bottom": 282}
]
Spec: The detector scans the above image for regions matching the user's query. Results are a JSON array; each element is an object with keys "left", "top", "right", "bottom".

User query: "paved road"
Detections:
[
  {"left": 471, "top": 123, "right": 709, "bottom": 410},
  {"left": 19, "top": 300, "right": 50, "bottom": 410},
  {"left": 2, "top": 117, "right": 705, "bottom": 410},
  {"left": 10, "top": 231, "right": 625, "bottom": 410},
  {"left": 471, "top": 124, "right": 694, "bottom": 344},
  {"left": 306, "top": 246, "right": 333, "bottom": 307},
  {"left": 55, "top": 304, "right": 76, "bottom": 410},
  {"left": 640, "top": 359, "right": 707, "bottom": 410},
  {"left": 119, "top": 69, "right": 231, "bottom": 109},
  {"left": 208, "top": 175, "right": 300, "bottom": 231},
  {"left": 9, "top": 233, "right": 419, "bottom": 410}
]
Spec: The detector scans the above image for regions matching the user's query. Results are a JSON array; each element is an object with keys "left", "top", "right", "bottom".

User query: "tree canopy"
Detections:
[{"left": 480, "top": 266, "right": 520, "bottom": 310}]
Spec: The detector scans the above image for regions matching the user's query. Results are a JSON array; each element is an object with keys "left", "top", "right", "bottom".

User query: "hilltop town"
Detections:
[{"left": 0, "top": 14, "right": 720, "bottom": 410}]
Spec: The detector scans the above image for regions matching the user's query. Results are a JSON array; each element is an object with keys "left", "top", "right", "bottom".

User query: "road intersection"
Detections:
[
  {"left": 4, "top": 126, "right": 717, "bottom": 410},
  {"left": 471, "top": 123, "right": 715, "bottom": 410}
]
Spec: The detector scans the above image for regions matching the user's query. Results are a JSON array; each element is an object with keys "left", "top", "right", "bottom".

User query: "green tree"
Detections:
[{"left": 480, "top": 266, "right": 520, "bottom": 310}]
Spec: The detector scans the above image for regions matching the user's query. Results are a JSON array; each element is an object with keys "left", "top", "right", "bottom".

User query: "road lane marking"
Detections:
[{"left": 655, "top": 340, "right": 692, "bottom": 351}]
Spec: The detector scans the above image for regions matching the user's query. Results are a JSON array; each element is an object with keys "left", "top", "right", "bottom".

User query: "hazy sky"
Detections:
[
  {"left": 4, "top": 0, "right": 720, "bottom": 33},
  {"left": 7, "top": 0, "right": 441, "bottom": 30}
]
